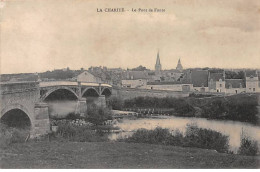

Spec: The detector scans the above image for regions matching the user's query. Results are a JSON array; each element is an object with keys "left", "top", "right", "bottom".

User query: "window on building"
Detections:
[
  {"left": 253, "top": 88, "right": 255, "bottom": 91},
  {"left": 220, "top": 84, "right": 222, "bottom": 87}
]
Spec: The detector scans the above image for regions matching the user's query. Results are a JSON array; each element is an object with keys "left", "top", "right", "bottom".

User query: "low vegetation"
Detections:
[
  {"left": 108, "top": 96, "right": 124, "bottom": 110},
  {"left": 122, "top": 124, "right": 230, "bottom": 153},
  {"left": 85, "top": 104, "right": 113, "bottom": 125},
  {"left": 238, "top": 131, "right": 259, "bottom": 156},
  {"left": 51, "top": 121, "right": 109, "bottom": 142},
  {"left": 0, "top": 124, "right": 30, "bottom": 147},
  {"left": 109, "top": 94, "right": 259, "bottom": 124},
  {"left": 110, "top": 96, "right": 195, "bottom": 116},
  {"left": 200, "top": 94, "right": 258, "bottom": 124},
  {"left": 46, "top": 104, "right": 115, "bottom": 142}
]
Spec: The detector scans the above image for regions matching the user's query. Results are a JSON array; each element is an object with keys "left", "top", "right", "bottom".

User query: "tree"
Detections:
[
  {"left": 85, "top": 104, "right": 112, "bottom": 125},
  {"left": 131, "top": 65, "right": 148, "bottom": 71}
]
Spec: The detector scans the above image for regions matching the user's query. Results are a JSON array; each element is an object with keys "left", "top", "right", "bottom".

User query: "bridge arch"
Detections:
[
  {"left": 41, "top": 86, "right": 79, "bottom": 101},
  {"left": 82, "top": 87, "right": 100, "bottom": 97},
  {"left": 101, "top": 88, "right": 112, "bottom": 97},
  {"left": 1, "top": 104, "right": 32, "bottom": 129}
]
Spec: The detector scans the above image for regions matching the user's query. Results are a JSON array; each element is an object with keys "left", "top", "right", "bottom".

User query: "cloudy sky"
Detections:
[{"left": 1, "top": 0, "right": 260, "bottom": 74}]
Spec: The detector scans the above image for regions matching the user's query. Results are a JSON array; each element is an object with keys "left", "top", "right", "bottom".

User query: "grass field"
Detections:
[{"left": 0, "top": 141, "right": 259, "bottom": 169}]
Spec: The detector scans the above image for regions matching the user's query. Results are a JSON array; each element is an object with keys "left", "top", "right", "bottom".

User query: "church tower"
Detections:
[
  {"left": 155, "top": 51, "right": 162, "bottom": 75},
  {"left": 176, "top": 58, "right": 183, "bottom": 71}
]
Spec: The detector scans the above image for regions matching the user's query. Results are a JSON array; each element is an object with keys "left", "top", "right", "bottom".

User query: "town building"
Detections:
[
  {"left": 245, "top": 70, "right": 259, "bottom": 93},
  {"left": 225, "top": 79, "right": 246, "bottom": 94},
  {"left": 120, "top": 51, "right": 259, "bottom": 94},
  {"left": 121, "top": 71, "right": 149, "bottom": 88},
  {"left": 208, "top": 71, "right": 225, "bottom": 93},
  {"left": 77, "top": 71, "right": 103, "bottom": 83},
  {"left": 190, "top": 70, "right": 209, "bottom": 92}
]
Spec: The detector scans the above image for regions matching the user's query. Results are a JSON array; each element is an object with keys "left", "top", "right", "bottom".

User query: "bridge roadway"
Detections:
[{"left": 0, "top": 81, "right": 112, "bottom": 137}]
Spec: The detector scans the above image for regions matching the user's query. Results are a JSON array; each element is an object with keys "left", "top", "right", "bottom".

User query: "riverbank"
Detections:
[
  {"left": 109, "top": 94, "right": 260, "bottom": 125},
  {"left": 1, "top": 141, "right": 259, "bottom": 168}
]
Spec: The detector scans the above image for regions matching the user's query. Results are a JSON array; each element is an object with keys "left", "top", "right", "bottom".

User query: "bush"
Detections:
[
  {"left": 55, "top": 121, "right": 108, "bottom": 142},
  {"left": 66, "top": 112, "right": 82, "bottom": 120},
  {"left": 0, "top": 124, "right": 30, "bottom": 147},
  {"left": 85, "top": 104, "right": 112, "bottom": 125},
  {"left": 238, "top": 133, "right": 259, "bottom": 156},
  {"left": 185, "top": 123, "right": 229, "bottom": 153},
  {"left": 200, "top": 94, "right": 258, "bottom": 124},
  {"left": 126, "top": 127, "right": 172, "bottom": 144},
  {"left": 122, "top": 124, "right": 230, "bottom": 153},
  {"left": 108, "top": 96, "right": 124, "bottom": 110},
  {"left": 123, "top": 96, "right": 195, "bottom": 116}
]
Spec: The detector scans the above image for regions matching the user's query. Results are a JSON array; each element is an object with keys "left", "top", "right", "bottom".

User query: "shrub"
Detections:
[
  {"left": 66, "top": 112, "right": 82, "bottom": 120},
  {"left": 123, "top": 96, "right": 195, "bottom": 116},
  {"left": 0, "top": 124, "right": 30, "bottom": 147},
  {"left": 200, "top": 94, "right": 258, "bottom": 124},
  {"left": 125, "top": 127, "right": 172, "bottom": 144},
  {"left": 238, "top": 132, "right": 259, "bottom": 156},
  {"left": 85, "top": 104, "right": 112, "bottom": 125},
  {"left": 9, "top": 129, "right": 30, "bottom": 143},
  {"left": 55, "top": 121, "right": 108, "bottom": 142},
  {"left": 108, "top": 96, "right": 124, "bottom": 110},
  {"left": 185, "top": 123, "right": 229, "bottom": 153},
  {"left": 122, "top": 124, "right": 230, "bottom": 153}
]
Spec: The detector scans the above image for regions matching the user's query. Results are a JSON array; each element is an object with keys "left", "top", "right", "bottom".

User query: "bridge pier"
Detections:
[
  {"left": 34, "top": 102, "right": 50, "bottom": 137},
  {"left": 96, "top": 95, "right": 106, "bottom": 108},
  {"left": 75, "top": 98, "right": 87, "bottom": 117}
]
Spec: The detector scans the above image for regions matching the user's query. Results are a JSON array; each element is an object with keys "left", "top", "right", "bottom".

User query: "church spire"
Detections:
[
  {"left": 155, "top": 50, "right": 162, "bottom": 75},
  {"left": 176, "top": 58, "right": 183, "bottom": 71},
  {"left": 156, "top": 51, "right": 161, "bottom": 66}
]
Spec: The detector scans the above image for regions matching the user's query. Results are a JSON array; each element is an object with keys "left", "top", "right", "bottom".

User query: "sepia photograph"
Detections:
[{"left": 0, "top": 0, "right": 260, "bottom": 169}]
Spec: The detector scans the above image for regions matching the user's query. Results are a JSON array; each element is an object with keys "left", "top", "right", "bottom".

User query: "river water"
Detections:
[{"left": 109, "top": 116, "right": 260, "bottom": 153}]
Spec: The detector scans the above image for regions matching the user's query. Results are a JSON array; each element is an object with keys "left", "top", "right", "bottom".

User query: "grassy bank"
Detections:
[{"left": 1, "top": 141, "right": 259, "bottom": 169}]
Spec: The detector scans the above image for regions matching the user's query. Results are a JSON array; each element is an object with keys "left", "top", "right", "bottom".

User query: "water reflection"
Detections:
[
  {"left": 47, "top": 101, "right": 77, "bottom": 118},
  {"left": 109, "top": 116, "right": 260, "bottom": 153}
]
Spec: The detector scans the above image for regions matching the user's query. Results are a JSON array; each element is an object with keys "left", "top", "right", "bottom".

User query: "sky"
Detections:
[{"left": 1, "top": 0, "right": 260, "bottom": 74}]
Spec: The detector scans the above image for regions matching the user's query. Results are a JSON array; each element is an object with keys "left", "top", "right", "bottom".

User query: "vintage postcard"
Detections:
[{"left": 0, "top": 0, "right": 260, "bottom": 169}]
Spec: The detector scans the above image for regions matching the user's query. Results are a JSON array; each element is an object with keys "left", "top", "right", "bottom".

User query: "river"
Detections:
[{"left": 109, "top": 116, "right": 260, "bottom": 153}]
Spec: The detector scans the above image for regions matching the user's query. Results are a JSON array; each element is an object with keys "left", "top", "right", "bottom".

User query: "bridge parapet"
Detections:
[
  {"left": 39, "top": 81, "right": 112, "bottom": 88},
  {"left": 0, "top": 81, "right": 39, "bottom": 95}
]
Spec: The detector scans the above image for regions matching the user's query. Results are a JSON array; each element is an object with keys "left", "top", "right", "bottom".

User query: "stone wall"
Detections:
[
  {"left": 0, "top": 82, "right": 51, "bottom": 137},
  {"left": 0, "top": 82, "right": 40, "bottom": 135}
]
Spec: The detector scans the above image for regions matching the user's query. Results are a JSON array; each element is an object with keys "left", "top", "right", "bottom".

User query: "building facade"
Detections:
[{"left": 245, "top": 70, "right": 259, "bottom": 93}]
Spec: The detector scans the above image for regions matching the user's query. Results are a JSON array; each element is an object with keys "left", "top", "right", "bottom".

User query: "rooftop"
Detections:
[
  {"left": 191, "top": 70, "right": 208, "bottom": 87},
  {"left": 225, "top": 79, "right": 245, "bottom": 88},
  {"left": 209, "top": 72, "right": 224, "bottom": 81}
]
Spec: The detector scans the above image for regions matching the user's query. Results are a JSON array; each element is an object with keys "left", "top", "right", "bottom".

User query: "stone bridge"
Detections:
[{"left": 0, "top": 81, "right": 112, "bottom": 137}]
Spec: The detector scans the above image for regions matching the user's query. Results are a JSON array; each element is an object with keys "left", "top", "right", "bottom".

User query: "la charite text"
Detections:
[{"left": 97, "top": 8, "right": 166, "bottom": 13}]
